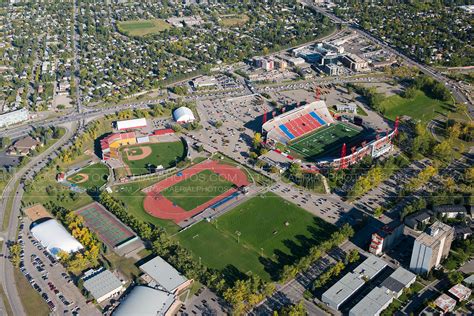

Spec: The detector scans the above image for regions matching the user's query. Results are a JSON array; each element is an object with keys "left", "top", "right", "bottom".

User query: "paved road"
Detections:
[
  {"left": 301, "top": 0, "right": 472, "bottom": 117},
  {"left": 0, "top": 122, "right": 77, "bottom": 316}
]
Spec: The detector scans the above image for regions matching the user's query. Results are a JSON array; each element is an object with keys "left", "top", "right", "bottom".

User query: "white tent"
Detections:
[
  {"left": 173, "top": 107, "right": 195, "bottom": 123},
  {"left": 31, "top": 219, "right": 83, "bottom": 256}
]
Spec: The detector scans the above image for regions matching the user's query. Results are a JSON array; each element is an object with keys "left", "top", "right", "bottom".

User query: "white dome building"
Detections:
[
  {"left": 113, "top": 286, "right": 179, "bottom": 316},
  {"left": 173, "top": 107, "right": 195, "bottom": 124},
  {"left": 31, "top": 219, "right": 83, "bottom": 257}
]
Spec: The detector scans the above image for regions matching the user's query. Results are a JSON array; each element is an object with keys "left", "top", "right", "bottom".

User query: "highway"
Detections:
[
  {"left": 300, "top": 0, "right": 472, "bottom": 117},
  {"left": 0, "top": 122, "right": 78, "bottom": 316}
]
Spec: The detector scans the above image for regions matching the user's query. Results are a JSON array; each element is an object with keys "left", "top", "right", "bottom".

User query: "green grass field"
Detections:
[
  {"left": 121, "top": 141, "right": 186, "bottom": 176},
  {"left": 162, "top": 169, "right": 235, "bottom": 211},
  {"left": 112, "top": 179, "right": 181, "bottom": 234},
  {"left": 289, "top": 123, "right": 366, "bottom": 160},
  {"left": 380, "top": 90, "right": 452, "bottom": 124},
  {"left": 67, "top": 163, "right": 109, "bottom": 189},
  {"left": 176, "top": 192, "right": 335, "bottom": 281},
  {"left": 219, "top": 14, "right": 249, "bottom": 27},
  {"left": 117, "top": 19, "right": 171, "bottom": 36}
]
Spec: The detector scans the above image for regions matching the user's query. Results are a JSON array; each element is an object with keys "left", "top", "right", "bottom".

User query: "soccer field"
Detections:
[
  {"left": 289, "top": 123, "right": 366, "bottom": 160},
  {"left": 176, "top": 192, "right": 335, "bottom": 281},
  {"left": 121, "top": 141, "right": 186, "bottom": 176},
  {"left": 161, "top": 169, "right": 235, "bottom": 211}
]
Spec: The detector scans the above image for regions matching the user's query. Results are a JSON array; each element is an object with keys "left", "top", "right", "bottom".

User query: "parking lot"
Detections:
[{"left": 18, "top": 219, "right": 100, "bottom": 316}]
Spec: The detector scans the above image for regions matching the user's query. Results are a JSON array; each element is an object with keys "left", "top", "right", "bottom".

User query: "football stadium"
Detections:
[{"left": 262, "top": 101, "right": 396, "bottom": 168}]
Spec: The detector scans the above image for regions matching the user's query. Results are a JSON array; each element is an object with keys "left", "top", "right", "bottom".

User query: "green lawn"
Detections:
[
  {"left": 176, "top": 192, "right": 335, "bottom": 281},
  {"left": 380, "top": 90, "right": 452, "bottom": 124},
  {"left": 121, "top": 141, "right": 186, "bottom": 176},
  {"left": 289, "top": 123, "right": 366, "bottom": 160},
  {"left": 219, "top": 14, "right": 249, "bottom": 27},
  {"left": 118, "top": 19, "right": 171, "bottom": 36},
  {"left": 112, "top": 179, "right": 181, "bottom": 234},
  {"left": 67, "top": 163, "right": 109, "bottom": 190},
  {"left": 14, "top": 269, "right": 50, "bottom": 316},
  {"left": 161, "top": 169, "right": 235, "bottom": 211}
]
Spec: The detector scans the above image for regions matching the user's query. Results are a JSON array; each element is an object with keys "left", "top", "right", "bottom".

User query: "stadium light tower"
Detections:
[
  {"left": 340, "top": 143, "right": 347, "bottom": 169},
  {"left": 314, "top": 85, "right": 321, "bottom": 101}
]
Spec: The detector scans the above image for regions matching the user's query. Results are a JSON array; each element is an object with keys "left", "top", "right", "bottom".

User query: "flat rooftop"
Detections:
[
  {"left": 349, "top": 286, "right": 393, "bottom": 316},
  {"left": 353, "top": 254, "right": 387, "bottom": 280},
  {"left": 322, "top": 272, "right": 365, "bottom": 307}
]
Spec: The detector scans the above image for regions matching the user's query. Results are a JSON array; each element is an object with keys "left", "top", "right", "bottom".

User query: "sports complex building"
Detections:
[{"left": 261, "top": 100, "right": 397, "bottom": 170}]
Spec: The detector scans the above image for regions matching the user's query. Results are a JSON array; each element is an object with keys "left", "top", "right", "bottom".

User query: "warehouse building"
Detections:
[
  {"left": 0, "top": 108, "right": 29, "bottom": 128},
  {"left": 349, "top": 286, "right": 393, "bottom": 316},
  {"left": 380, "top": 267, "right": 416, "bottom": 298},
  {"left": 349, "top": 267, "right": 416, "bottom": 316},
  {"left": 139, "top": 256, "right": 193, "bottom": 294},
  {"left": 113, "top": 285, "right": 179, "bottom": 316},
  {"left": 115, "top": 118, "right": 148, "bottom": 131},
  {"left": 322, "top": 255, "right": 387, "bottom": 310},
  {"left": 30, "top": 219, "right": 83, "bottom": 257},
  {"left": 82, "top": 268, "right": 124, "bottom": 303}
]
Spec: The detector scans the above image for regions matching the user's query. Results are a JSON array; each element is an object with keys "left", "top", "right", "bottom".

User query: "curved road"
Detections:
[{"left": 0, "top": 122, "right": 78, "bottom": 316}]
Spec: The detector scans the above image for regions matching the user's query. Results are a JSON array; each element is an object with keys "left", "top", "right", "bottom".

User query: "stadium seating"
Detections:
[
  {"left": 263, "top": 101, "right": 335, "bottom": 144},
  {"left": 280, "top": 112, "right": 325, "bottom": 139}
]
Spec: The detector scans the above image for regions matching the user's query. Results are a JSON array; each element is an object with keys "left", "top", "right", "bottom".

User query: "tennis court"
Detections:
[
  {"left": 289, "top": 122, "right": 367, "bottom": 160},
  {"left": 75, "top": 202, "right": 136, "bottom": 248}
]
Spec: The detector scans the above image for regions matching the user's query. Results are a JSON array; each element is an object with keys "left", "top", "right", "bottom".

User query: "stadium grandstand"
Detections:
[
  {"left": 262, "top": 101, "right": 334, "bottom": 145},
  {"left": 100, "top": 132, "right": 136, "bottom": 161}
]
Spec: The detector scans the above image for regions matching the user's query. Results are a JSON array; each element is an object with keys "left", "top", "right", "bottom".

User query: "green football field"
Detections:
[
  {"left": 121, "top": 141, "right": 186, "bottom": 176},
  {"left": 117, "top": 19, "right": 171, "bottom": 37},
  {"left": 161, "top": 169, "right": 235, "bottom": 211},
  {"left": 176, "top": 192, "right": 335, "bottom": 281},
  {"left": 67, "top": 163, "right": 109, "bottom": 190},
  {"left": 289, "top": 123, "right": 366, "bottom": 160}
]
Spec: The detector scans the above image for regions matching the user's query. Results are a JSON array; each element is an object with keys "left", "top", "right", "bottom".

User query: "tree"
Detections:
[
  {"left": 0, "top": 137, "right": 11, "bottom": 149},
  {"left": 432, "top": 140, "right": 453, "bottom": 162},
  {"left": 9, "top": 243, "right": 22, "bottom": 268},
  {"left": 288, "top": 162, "right": 301, "bottom": 177},
  {"left": 447, "top": 271, "right": 463, "bottom": 285},
  {"left": 278, "top": 301, "right": 306, "bottom": 316},
  {"left": 253, "top": 132, "right": 262, "bottom": 148},
  {"left": 374, "top": 206, "right": 384, "bottom": 218},
  {"left": 345, "top": 249, "right": 360, "bottom": 264}
]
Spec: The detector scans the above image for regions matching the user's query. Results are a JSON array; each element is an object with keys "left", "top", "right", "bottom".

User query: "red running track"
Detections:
[{"left": 143, "top": 160, "right": 249, "bottom": 224}]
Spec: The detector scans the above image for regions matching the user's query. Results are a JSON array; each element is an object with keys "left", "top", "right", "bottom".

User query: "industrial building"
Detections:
[
  {"left": 322, "top": 255, "right": 387, "bottom": 310},
  {"left": 341, "top": 53, "right": 369, "bottom": 72},
  {"left": 192, "top": 76, "right": 218, "bottom": 89},
  {"left": 0, "top": 108, "right": 29, "bottom": 128},
  {"left": 115, "top": 118, "right": 148, "bottom": 131},
  {"left": 348, "top": 286, "right": 393, "bottom": 316},
  {"left": 409, "top": 221, "right": 454, "bottom": 274},
  {"left": 349, "top": 267, "right": 416, "bottom": 316},
  {"left": 139, "top": 256, "right": 192, "bottom": 294},
  {"left": 380, "top": 267, "right": 416, "bottom": 298},
  {"left": 30, "top": 219, "right": 83, "bottom": 257},
  {"left": 173, "top": 106, "right": 195, "bottom": 124},
  {"left": 336, "top": 103, "right": 357, "bottom": 114},
  {"left": 369, "top": 222, "right": 404, "bottom": 256},
  {"left": 113, "top": 285, "right": 179, "bottom": 316},
  {"left": 82, "top": 268, "right": 124, "bottom": 303}
]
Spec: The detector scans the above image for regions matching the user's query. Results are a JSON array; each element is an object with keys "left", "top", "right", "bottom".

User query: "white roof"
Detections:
[
  {"left": 349, "top": 286, "right": 393, "bottom": 316},
  {"left": 139, "top": 256, "right": 188, "bottom": 293},
  {"left": 322, "top": 272, "right": 365, "bottom": 308},
  {"left": 173, "top": 106, "right": 195, "bottom": 122},
  {"left": 83, "top": 269, "right": 123, "bottom": 301},
  {"left": 116, "top": 118, "right": 147, "bottom": 130},
  {"left": 31, "top": 219, "right": 83, "bottom": 256},
  {"left": 113, "top": 286, "right": 175, "bottom": 316}
]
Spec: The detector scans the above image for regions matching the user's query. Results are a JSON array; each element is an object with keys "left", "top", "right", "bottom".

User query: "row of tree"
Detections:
[{"left": 46, "top": 203, "right": 102, "bottom": 273}]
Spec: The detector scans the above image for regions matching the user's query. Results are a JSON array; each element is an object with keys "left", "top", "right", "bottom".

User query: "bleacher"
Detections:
[{"left": 263, "top": 101, "right": 334, "bottom": 144}]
